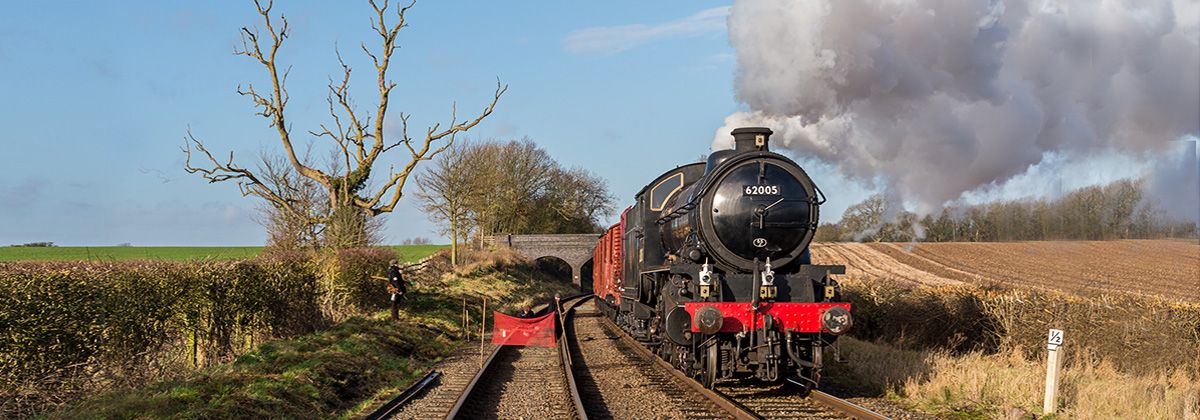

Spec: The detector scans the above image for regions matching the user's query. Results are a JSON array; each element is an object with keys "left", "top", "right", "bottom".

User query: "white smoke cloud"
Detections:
[
  {"left": 716, "top": 0, "right": 1199, "bottom": 220},
  {"left": 1146, "top": 140, "right": 1200, "bottom": 223},
  {"left": 564, "top": 6, "right": 731, "bottom": 55}
]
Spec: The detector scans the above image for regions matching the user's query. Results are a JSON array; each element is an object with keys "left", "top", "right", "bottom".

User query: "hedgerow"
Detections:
[
  {"left": 841, "top": 278, "right": 1200, "bottom": 377},
  {"left": 0, "top": 249, "right": 393, "bottom": 417},
  {"left": 34, "top": 246, "right": 579, "bottom": 420}
]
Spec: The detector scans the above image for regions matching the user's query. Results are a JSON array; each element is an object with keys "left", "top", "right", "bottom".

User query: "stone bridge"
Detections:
[{"left": 492, "top": 233, "right": 601, "bottom": 287}]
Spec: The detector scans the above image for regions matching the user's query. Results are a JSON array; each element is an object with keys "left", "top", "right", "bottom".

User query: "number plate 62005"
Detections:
[{"left": 743, "top": 185, "right": 780, "bottom": 196}]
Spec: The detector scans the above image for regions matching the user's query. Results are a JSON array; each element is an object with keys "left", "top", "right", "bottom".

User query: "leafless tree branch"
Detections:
[{"left": 184, "top": 0, "right": 503, "bottom": 248}]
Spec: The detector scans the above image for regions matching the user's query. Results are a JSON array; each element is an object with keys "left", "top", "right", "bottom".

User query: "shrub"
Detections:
[
  {"left": 321, "top": 247, "right": 395, "bottom": 319},
  {"left": 0, "top": 247, "right": 397, "bottom": 418}
]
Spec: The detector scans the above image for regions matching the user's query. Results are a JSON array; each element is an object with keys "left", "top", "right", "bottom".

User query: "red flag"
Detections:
[{"left": 491, "top": 311, "right": 556, "bottom": 347}]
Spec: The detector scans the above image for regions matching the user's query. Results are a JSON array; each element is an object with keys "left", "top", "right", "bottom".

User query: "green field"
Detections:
[
  {"left": 0, "top": 245, "right": 448, "bottom": 262},
  {"left": 385, "top": 245, "right": 449, "bottom": 263}
]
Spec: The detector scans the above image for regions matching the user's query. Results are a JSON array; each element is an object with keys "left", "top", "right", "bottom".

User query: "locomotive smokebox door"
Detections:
[{"left": 707, "top": 160, "right": 814, "bottom": 266}]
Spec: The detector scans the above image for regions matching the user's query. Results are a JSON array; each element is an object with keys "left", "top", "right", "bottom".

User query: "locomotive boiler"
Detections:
[{"left": 592, "top": 127, "right": 851, "bottom": 393}]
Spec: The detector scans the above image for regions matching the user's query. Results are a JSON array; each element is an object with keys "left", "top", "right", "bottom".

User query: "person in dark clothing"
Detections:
[
  {"left": 517, "top": 305, "right": 535, "bottom": 319},
  {"left": 388, "top": 259, "right": 415, "bottom": 320},
  {"left": 537, "top": 292, "right": 563, "bottom": 317},
  {"left": 548, "top": 292, "right": 562, "bottom": 335}
]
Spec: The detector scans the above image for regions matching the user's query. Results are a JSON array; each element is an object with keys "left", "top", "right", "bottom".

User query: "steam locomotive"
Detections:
[{"left": 592, "top": 127, "right": 851, "bottom": 393}]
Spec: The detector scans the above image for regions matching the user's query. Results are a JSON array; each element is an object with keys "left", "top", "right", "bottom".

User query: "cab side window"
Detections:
[{"left": 649, "top": 173, "right": 684, "bottom": 211}]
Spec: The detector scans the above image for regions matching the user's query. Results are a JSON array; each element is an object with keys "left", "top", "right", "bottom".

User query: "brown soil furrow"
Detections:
[
  {"left": 869, "top": 243, "right": 981, "bottom": 284},
  {"left": 811, "top": 243, "right": 962, "bottom": 287},
  {"left": 811, "top": 240, "right": 1198, "bottom": 302}
]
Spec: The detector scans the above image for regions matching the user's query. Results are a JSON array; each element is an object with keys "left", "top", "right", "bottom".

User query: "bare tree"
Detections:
[
  {"left": 839, "top": 194, "right": 889, "bottom": 242},
  {"left": 470, "top": 139, "right": 557, "bottom": 236},
  {"left": 417, "top": 138, "right": 616, "bottom": 255},
  {"left": 183, "top": 0, "right": 505, "bottom": 249},
  {"left": 533, "top": 166, "right": 616, "bottom": 233},
  {"left": 253, "top": 146, "right": 323, "bottom": 251},
  {"left": 414, "top": 140, "right": 483, "bottom": 265}
]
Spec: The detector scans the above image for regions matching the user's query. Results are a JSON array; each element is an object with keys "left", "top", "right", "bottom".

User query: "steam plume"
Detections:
[{"left": 716, "top": 0, "right": 1199, "bottom": 219}]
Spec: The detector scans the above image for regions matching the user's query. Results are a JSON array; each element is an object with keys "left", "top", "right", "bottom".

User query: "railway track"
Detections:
[
  {"left": 446, "top": 344, "right": 575, "bottom": 419},
  {"left": 594, "top": 298, "right": 891, "bottom": 420},
  {"left": 366, "top": 294, "right": 890, "bottom": 420},
  {"left": 362, "top": 371, "right": 440, "bottom": 420},
  {"left": 569, "top": 300, "right": 736, "bottom": 419},
  {"left": 713, "top": 379, "right": 891, "bottom": 420},
  {"left": 444, "top": 294, "right": 590, "bottom": 419}
]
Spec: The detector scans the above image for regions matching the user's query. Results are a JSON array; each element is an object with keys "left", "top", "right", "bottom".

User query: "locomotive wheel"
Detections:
[{"left": 702, "top": 343, "right": 718, "bottom": 388}]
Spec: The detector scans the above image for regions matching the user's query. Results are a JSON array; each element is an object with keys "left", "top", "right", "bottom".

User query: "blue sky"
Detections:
[
  {"left": 0, "top": 0, "right": 760, "bottom": 246},
  {"left": 2, "top": 1, "right": 1196, "bottom": 247}
]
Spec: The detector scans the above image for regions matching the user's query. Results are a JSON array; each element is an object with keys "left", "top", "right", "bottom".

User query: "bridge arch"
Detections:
[{"left": 493, "top": 233, "right": 601, "bottom": 288}]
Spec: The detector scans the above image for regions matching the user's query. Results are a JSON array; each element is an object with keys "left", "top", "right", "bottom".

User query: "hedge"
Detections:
[{"left": 0, "top": 248, "right": 394, "bottom": 415}]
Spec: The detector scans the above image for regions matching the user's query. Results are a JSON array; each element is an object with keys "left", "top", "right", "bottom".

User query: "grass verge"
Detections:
[
  {"left": 35, "top": 247, "right": 575, "bottom": 419},
  {"left": 825, "top": 337, "right": 1199, "bottom": 420},
  {"left": 39, "top": 316, "right": 445, "bottom": 419}
]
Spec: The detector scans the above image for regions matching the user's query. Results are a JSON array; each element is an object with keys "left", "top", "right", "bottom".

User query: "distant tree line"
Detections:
[
  {"left": 815, "top": 178, "right": 1198, "bottom": 242},
  {"left": 399, "top": 237, "right": 434, "bottom": 246},
  {"left": 8, "top": 242, "right": 56, "bottom": 248},
  {"left": 416, "top": 137, "right": 617, "bottom": 264}
]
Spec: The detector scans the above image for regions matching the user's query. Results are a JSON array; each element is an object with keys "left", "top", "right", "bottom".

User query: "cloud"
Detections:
[
  {"left": 0, "top": 178, "right": 49, "bottom": 211},
  {"left": 716, "top": 0, "right": 1199, "bottom": 218},
  {"left": 564, "top": 6, "right": 730, "bottom": 55}
]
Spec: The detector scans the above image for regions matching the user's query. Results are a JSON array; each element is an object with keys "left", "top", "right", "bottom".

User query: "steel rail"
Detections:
[
  {"left": 810, "top": 390, "right": 892, "bottom": 420},
  {"left": 444, "top": 342, "right": 505, "bottom": 419},
  {"left": 363, "top": 370, "right": 440, "bottom": 420},
  {"left": 445, "top": 293, "right": 592, "bottom": 420},
  {"left": 559, "top": 294, "right": 592, "bottom": 420},
  {"left": 599, "top": 314, "right": 762, "bottom": 420}
]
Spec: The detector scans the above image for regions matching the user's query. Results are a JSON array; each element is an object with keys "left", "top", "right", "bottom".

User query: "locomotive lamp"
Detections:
[
  {"left": 759, "top": 258, "right": 777, "bottom": 299},
  {"left": 821, "top": 306, "right": 853, "bottom": 335},
  {"left": 698, "top": 260, "right": 714, "bottom": 298},
  {"left": 694, "top": 305, "right": 724, "bottom": 335}
]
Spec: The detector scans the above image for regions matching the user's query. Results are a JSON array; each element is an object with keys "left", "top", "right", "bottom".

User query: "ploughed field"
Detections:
[{"left": 810, "top": 239, "right": 1200, "bottom": 302}]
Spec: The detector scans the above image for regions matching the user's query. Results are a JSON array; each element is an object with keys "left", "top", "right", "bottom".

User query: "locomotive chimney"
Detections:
[{"left": 731, "top": 127, "right": 772, "bottom": 152}]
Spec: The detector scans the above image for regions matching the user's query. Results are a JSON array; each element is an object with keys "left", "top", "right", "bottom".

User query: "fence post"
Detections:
[
  {"left": 1044, "top": 328, "right": 1065, "bottom": 414},
  {"left": 480, "top": 297, "right": 487, "bottom": 367}
]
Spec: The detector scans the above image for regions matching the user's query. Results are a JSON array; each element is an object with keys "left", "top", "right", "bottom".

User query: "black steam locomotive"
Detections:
[{"left": 593, "top": 127, "right": 850, "bottom": 393}]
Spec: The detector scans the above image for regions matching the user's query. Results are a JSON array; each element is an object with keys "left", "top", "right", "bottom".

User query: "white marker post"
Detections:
[{"left": 1044, "top": 329, "right": 1065, "bottom": 414}]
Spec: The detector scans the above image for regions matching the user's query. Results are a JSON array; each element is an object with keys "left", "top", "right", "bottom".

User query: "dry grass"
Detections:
[
  {"left": 827, "top": 337, "right": 1200, "bottom": 419},
  {"left": 814, "top": 239, "right": 1200, "bottom": 418},
  {"left": 830, "top": 275, "right": 1200, "bottom": 419}
]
